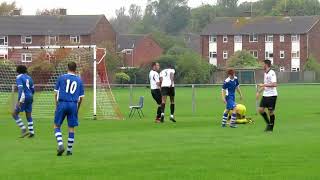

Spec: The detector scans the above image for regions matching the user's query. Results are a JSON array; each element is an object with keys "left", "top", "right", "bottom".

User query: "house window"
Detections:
[
  {"left": 265, "top": 35, "right": 273, "bottom": 42},
  {"left": 209, "top": 35, "right": 217, "bottom": 43},
  {"left": 223, "top": 35, "right": 228, "bottom": 43},
  {"left": 250, "top": 50, "right": 258, "bottom": 58},
  {"left": 265, "top": 51, "right": 273, "bottom": 59},
  {"left": 70, "top": 35, "right": 80, "bottom": 44},
  {"left": 234, "top": 35, "right": 242, "bottom": 43},
  {"left": 280, "top": 35, "right": 285, "bottom": 42},
  {"left": 0, "top": 54, "right": 7, "bottom": 59},
  {"left": 292, "top": 51, "right": 300, "bottom": 58},
  {"left": 223, "top": 51, "right": 228, "bottom": 59},
  {"left": 209, "top": 52, "right": 217, "bottom": 58},
  {"left": 280, "top": 51, "right": 285, "bottom": 59},
  {"left": 48, "top": 36, "right": 57, "bottom": 45},
  {"left": 0, "top": 36, "right": 8, "bottom": 46},
  {"left": 21, "top": 53, "right": 32, "bottom": 62},
  {"left": 279, "top": 66, "right": 285, "bottom": 72},
  {"left": 249, "top": 34, "right": 258, "bottom": 42},
  {"left": 126, "top": 50, "right": 132, "bottom": 55},
  {"left": 21, "top": 36, "right": 32, "bottom": 44},
  {"left": 291, "top": 34, "right": 300, "bottom": 42}
]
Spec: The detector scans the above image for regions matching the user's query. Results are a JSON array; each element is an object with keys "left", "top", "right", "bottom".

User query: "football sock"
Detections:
[
  {"left": 27, "top": 117, "right": 34, "bottom": 135},
  {"left": 161, "top": 103, "right": 166, "bottom": 114},
  {"left": 260, "top": 112, "right": 270, "bottom": 125},
  {"left": 54, "top": 128, "right": 63, "bottom": 146},
  {"left": 230, "top": 113, "right": 237, "bottom": 126},
  {"left": 170, "top": 104, "right": 175, "bottom": 115},
  {"left": 13, "top": 114, "right": 26, "bottom": 130},
  {"left": 157, "top": 106, "right": 161, "bottom": 118},
  {"left": 222, "top": 113, "right": 228, "bottom": 126},
  {"left": 270, "top": 114, "right": 275, "bottom": 129},
  {"left": 67, "top": 132, "right": 75, "bottom": 152}
]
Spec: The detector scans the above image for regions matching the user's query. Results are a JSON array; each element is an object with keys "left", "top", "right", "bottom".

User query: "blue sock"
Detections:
[
  {"left": 13, "top": 114, "right": 26, "bottom": 130},
  {"left": 230, "top": 113, "right": 237, "bottom": 126},
  {"left": 54, "top": 128, "right": 63, "bottom": 146},
  {"left": 67, "top": 132, "right": 75, "bottom": 152},
  {"left": 222, "top": 113, "right": 228, "bottom": 126},
  {"left": 27, "top": 117, "right": 34, "bottom": 134}
]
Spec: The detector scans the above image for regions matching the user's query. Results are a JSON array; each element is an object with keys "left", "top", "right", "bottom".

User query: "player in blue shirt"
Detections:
[
  {"left": 53, "top": 62, "right": 84, "bottom": 156},
  {"left": 12, "top": 65, "right": 35, "bottom": 138},
  {"left": 221, "top": 69, "right": 243, "bottom": 128}
]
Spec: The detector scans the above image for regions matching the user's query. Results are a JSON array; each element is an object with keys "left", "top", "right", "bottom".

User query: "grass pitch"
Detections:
[{"left": 0, "top": 85, "right": 319, "bottom": 180}]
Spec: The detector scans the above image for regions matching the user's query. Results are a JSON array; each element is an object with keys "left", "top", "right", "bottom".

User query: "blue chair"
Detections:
[{"left": 129, "top": 96, "right": 144, "bottom": 119}]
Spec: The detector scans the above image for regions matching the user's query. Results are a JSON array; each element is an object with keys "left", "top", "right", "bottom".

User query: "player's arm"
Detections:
[
  {"left": 78, "top": 81, "right": 85, "bottom": 112},
  {"left": 170, "top": 70, "right": 175, "bottom": 87},
  {"left": 16, "top": 78, "right": 24, "bottom": 107},
  {"left": 155, "top": 74, "right": 161, "bottom": 87},
  {"left": 221, "top": 89, "right": 227, "bottom": 104},
  {"left": 236, "top": 80, "right": 243, "bottom": 100},
  {"left": 54, "top": 77, "right": 60, "bottom": 107},
  {"left": 260, "top": 72, "right": 277, "bottom": 88}
]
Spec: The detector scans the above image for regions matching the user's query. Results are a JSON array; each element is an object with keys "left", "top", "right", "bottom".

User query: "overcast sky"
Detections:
[{"left": 4, "top": 0, "right": 257, "bottom": 18}]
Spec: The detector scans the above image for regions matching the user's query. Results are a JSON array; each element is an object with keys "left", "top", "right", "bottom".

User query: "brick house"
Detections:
[
  {"left": 117, "top": 34, "right": 163, "bottom": 67},
  {"left": 201, "top": 16, "right": 320, "bottom": 72},
  {"left": 0, "top": 10, "right": 116, "bottom": 63}
]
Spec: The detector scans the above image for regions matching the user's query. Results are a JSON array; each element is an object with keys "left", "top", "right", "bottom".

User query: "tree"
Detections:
[
  {"left": 304, "top": 55, "right": 320, "bottom": 72},
  {"left": 227, "top": 50, "right": 262, "bottom": 68},
  {"left": 0, "top": 2, "right": 18, "bottom": 16},
  {"left": 128, "top": 4, "right": 142, "bottom": 22},
  {"left": 115, "top": 72, "right": 131, "bottom": 84},
  {"left": 36, "top": 8, "right": 61, "bottom": 16},
  {"left": 189, "top": 5, "right": 216, "bottom": 33},
  {"left": 165, "top": 6, "right": 191, "bottom": 34},
  {"left": 217, "top": 0, "right": 239, "bottom": 9}
]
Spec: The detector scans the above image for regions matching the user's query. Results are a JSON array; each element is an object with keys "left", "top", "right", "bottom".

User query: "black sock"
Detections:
[
  {"left": 157, "top": 106, "right": 161, "bottom": 118},
  {"left": 270, "top": 114, "right": 275, "bottom": 129},
  {"left": 170, "top": 104, "right": 175, "bottom": 115},
  {"left": 260, "top": 112, "right": 270, "bottom": 125},
  {"left": 161, "top": 103, "right": 165, "bottom": 114}
]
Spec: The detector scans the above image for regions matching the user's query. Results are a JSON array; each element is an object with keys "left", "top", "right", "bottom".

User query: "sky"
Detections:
[{"left": 4, "top": 0, "right": 257, "bottom": 18}]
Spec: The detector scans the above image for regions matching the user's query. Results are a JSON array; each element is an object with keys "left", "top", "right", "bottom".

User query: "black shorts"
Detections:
[
  {"left": 161, "top": 87, "right": 175, "bottom": 97},
  {"left": 151, "top": 89, "right": 162, "bottom": 105},
  {"left": 260, "top": 96, "right": 277, "bottom": 111}
]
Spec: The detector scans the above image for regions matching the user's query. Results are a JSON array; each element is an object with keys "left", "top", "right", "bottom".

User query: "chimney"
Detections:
[
  {"left": 59, "top": 8, "right": 67, "bottom": 16},
  {"left": 12, "top": 9, "right": 21, "bottom": 16}
]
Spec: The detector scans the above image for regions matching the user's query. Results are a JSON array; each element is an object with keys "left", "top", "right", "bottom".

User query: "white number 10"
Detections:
[{"left": 66, "top": 79, "right": 77, "bottom": 94}]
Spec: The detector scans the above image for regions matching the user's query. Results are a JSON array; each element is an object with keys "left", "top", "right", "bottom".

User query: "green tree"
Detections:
[
  {"left": 227, "top": 50, "right": 262, "bottom": 69},
  {"left": 36, "top": 8, "right": 61, "bottom": 15},
  {"left": 0, "top": 2, "right": 18, "bottom": 16},
  {"left": 304, "top": 55, "right": 320, "bottom": 72},
  {"left": 115, "top": 72, "right": 131, "bottom": 84},
  {"left": 189, "top": 5, "right": 216, "bottom": 33}
]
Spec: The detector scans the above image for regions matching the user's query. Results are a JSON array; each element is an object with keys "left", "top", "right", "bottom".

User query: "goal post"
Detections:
[{"left": 0, "top": 45, "right": 123, "bottom": 120}]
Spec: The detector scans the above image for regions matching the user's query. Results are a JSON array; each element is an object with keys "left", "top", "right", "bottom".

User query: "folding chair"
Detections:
[{"left": 129, "top": 96, "right": 144, "bottom": 119}]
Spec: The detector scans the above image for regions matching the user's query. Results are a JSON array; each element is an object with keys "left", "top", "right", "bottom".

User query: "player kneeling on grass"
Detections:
[
  {"left": 227, "top": 104, "right": 254, "bottom": 124},
  {"left": 221, "top": 69, "right": 243, "bottom": 128},
  {"left": 53, "top": 62, "right": 84, "bottom": 156},
  {"left": 12, "top": 65, "right": 35, "bottom": 138}
]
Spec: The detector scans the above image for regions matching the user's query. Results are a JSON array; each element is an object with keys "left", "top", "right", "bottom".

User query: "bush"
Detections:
[
  {"left": 304, "top": 55, "right": 320, "bottom": 72},
  {"left": 227, "top": 50, "right": 262, "bottom": 69},
  {"left": 115, "top": 72, "right": 130, "bottom": 84}
]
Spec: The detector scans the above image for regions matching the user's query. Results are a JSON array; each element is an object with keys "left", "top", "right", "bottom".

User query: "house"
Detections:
[
  {"left": 201, "top": 16, "right": 320, "bottom": 72},
  {"left": 0, "top": 9, "right": 116, "bottom": 63},
  {"left": 117, "top": 34, "right": 163, "bottom": 67},
  {"left": 184, "top": 33, "right": 201, "bottom": 54}
]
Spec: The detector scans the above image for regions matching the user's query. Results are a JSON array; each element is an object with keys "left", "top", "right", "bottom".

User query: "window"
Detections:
[
  {"left": 21, "top": 53, "right": 32, "bottom": 62},
  {"left": 209, "top": 52, "right": 217, "bottom": 58},
  {"left": 280, "top": 51, "right": 285, "bottom": 59},
  {"left": 234, "top": 35, "right": 242, "bottom": 43},
  {"left": 292, "top": 51, "right": 300, "bottom": 58},
  {"left": 265, "top": 51, "right": 273, "bottom": 59},
  {"left": 280, "top": 35, "right": 285, "bottom": 42},
  {"left": 291, "top": 34, "right": 300, "bottom": 42},
  {"left": 291, "top": 67, "right": 300, "bottom": 72},
  {"left": 21, "top": 36, "right": 32, "bottom": 44},
  {"left": 223, "top": 35, "right": 228, "bottom": 43},
  {"left": 70, "top": 35, "right": 80, "bottom": 44},
  {"left": 279, "top": 66, "right": 285, "bottom": 72},
  {"left": 209, "top": 35, "right": 217, "bottom": 43},
  {"left": 250, "top": 50, "right": 258, "bottom": 58},
  {"left": 0, "top": 36, "right": 8, "bottom": 46},
  {"left": 0, "top": 54, "right": 7, "bottom": 59},
  {"left": 48, "top": 36, "right": 57, "bottom": 45},
  {"left": 126, "top": 50, "right": 132, "bottom": 55},
  {"left": 223, "top": 51, "right": 228, "bottom": 59},
  {"left": 249, "top": 34, "right": 258, "bottom": 42},
  {"left": 265, "top": 35, "right": 273, "bottom": 42}
]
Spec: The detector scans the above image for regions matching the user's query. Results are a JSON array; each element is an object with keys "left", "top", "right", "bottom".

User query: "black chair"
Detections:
[{"left": 129, "top": 96, "right": 144, "bottom": 119}]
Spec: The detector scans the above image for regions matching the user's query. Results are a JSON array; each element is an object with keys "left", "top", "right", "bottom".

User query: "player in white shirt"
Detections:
[
  {"left": 149, "top": 62, "right": 162, "bottom": 123},
  {"left": 256, "top": 60, "right": 278, "bottom": 132},
  {"left": 159, "top": 64, "right": 176, "bottom": 123}
]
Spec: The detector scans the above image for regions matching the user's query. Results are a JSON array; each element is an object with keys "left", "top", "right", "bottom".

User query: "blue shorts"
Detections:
[
  {"left": 15, "top": 99, "right": 33, "bottom": 113},
  {"left": 225, "top": 96, "right": 236, "bottom": 110},
  {"left": 54, "top": 102, "right": 79, "bottom": 127}
]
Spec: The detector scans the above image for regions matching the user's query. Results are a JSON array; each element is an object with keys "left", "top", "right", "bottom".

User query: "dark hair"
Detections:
[
  {"left": 68, "top": 61, "right": 77, "bottom": 72},
  {"left": 227, "top": 69, "right": 235, "bottom": 76},
  {"left": 151, "top": 62, "right": 158, "bottom": 68},
  {"left": 167, "top": 64, "right": 173, "bottom": 68},
  {"left": 264, "top": 60, "right": 272, "bottom": 67},
  {"left": 16, "top": 65, "right": 28, "bottom": 74}
]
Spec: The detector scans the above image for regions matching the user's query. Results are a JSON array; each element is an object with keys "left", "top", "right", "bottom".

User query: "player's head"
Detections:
[
  {"left": 68, "top": 61, "right": 77, "bottom": 73},
  {"left": 151, "top": 62, "right": 160, "bottom": 71},
  {"left": 167, "top": 64, "right": 173, "bottom": 69},
  {"left": 264, "top": 60, "right": 272, "bottom": 71},
  {"left": 227, "top": 69, "right": 235, "bottom": 79},
  {"left": 16, "top": 65, "right": 27, "bottom": 74}
]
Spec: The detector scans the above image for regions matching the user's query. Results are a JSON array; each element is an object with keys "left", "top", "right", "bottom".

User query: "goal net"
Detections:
[{"left": 0, "top": 45, "right": 122, "bottom": 120}]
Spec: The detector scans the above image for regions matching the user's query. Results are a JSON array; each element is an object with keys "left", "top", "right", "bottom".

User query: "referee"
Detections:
[
  {"left": 256, "top": 60, "right": 278, "bottom": 132},
  {"left": 149, "top": 62, "right": 162, "bottom": 123}
]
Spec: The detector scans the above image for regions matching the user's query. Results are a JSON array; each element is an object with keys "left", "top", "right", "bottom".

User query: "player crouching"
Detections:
[
  {"left": 227, "top": 104, "right": 254, "bottom": 124},
  {"left": 221, "top": 69, "right": 243, "bottom": 128}
]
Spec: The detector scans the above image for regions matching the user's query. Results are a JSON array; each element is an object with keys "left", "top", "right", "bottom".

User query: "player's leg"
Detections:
[
  {"left": 268, "top": 96, "right": 277, "bottom": 131},
  {"left": 221, "top": 109, "right": 230, "bottom": 127},
  {"left": 259, "top": 97, "right": 271, "bottom": 131},
  {"left": 160, "top": 87, "right": 168, "bottom": 122},
  {"left": 66, "top": 127, "right": 75, "bottom": 156},
  {"left": 152, "top": 89, "right": 162, "bottom": 123},
  {"left": 25, "top": 100, "right": 35, "bottom": 137},
  {"left": 54, "top": 103, "right": 66, "bottom": 156},
  {"left": 230, "top": 108, "right": 237, "bottom": 128},
  {"left": 66, "top": 103, "right": 79, "bottom": 156},
  {"left": 169, "top": 94, "right": 176, "bottom": 122},
  {"left": 12, "top": 104, "right": 28, "bottom": 138}
]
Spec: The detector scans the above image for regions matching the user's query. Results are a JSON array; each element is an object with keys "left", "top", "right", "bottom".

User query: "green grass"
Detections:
[{"left": 0, "top": 85, "right": 320, "bottom": 180}]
